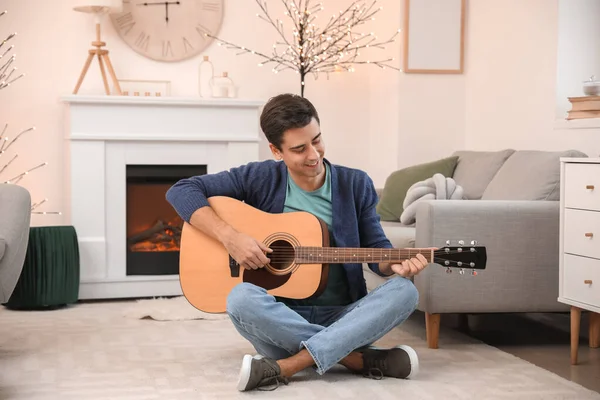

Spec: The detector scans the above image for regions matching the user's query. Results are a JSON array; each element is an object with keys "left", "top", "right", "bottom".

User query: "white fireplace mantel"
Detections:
[{"left": 62, "top": 95, "right": 264, "bottom": 300}]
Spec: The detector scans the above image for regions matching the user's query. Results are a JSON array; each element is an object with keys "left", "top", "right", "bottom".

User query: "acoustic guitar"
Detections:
[{"left": 179, "top": 196, "right": 487, "bottom": 313}]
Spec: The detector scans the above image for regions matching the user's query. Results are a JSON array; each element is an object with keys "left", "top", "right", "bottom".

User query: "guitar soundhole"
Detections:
[{"left": 269, "top": 239, "right": 295, "bottom": 271}]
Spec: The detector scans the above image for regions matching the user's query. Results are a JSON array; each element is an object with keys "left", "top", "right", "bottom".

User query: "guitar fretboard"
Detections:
[{"left": 294, "top": 247, "right": 434, "bottom": 264}]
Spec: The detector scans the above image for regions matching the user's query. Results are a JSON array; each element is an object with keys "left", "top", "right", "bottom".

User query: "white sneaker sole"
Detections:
[
  {"left": 369, "top": 345, "right": 419, "bottom": 379},
  {"left": 236, "top": 354, "right": 264, "bottom": 391},
  {"left": 396, "top": 345, "right": 419, "bottom": 379},
  {"left": 237, "top": 354, "right": 253, "bottom": 391}
]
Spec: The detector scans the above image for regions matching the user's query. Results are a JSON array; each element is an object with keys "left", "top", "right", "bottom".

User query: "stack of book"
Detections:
[{"left": 567, "top": 96, "right": 600, "bottom": 120}]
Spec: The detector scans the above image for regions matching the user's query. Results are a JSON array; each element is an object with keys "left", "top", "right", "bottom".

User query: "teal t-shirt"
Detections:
[{"left": 277, "top": 163, "right": 352, "bottom": 307}]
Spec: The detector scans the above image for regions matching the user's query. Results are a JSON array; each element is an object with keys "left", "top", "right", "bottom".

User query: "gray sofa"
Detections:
[
  {"left": 0, "top": 184, "right": 31, "bottom": 303},
  {"left": 367, "top": 149, "right": 587, "bottom": 348}
]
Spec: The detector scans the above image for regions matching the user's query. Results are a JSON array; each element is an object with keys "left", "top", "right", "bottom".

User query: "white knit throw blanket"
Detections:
[{"left": 400, "top": 173, "right": 464, "bottom": 225}]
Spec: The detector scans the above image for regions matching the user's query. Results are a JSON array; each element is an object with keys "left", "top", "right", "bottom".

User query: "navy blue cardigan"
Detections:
[{"left": 166, "top": 158, "right": 393, "bottom": 302}]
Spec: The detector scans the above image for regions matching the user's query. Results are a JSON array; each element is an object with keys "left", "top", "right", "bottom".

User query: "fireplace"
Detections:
[
  {"left": 126, "top": 164, "right": 207, "bottom": 275},
  {"left": 63, "top": 95, "right": 263, "bottom": 299}
]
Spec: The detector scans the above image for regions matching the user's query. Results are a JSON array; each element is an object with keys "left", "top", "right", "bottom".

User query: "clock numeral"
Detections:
[
  {"left": 196, "top": 23, "right": 212, "bottom": 39},
  {"left": 135, "top": 32, "right": 150, "bottom": 52},
  {"left": 115, "top": 12, "right": 136, "bottom": 35},
  {"left": 182, "top": 37, "right": 194, "bottom": 54},
  {"left": 162, "top": 40, "right": 174, "bottom": 58},
  {"left": 202, "top": 1, "right": 221, "bottom": 12}
]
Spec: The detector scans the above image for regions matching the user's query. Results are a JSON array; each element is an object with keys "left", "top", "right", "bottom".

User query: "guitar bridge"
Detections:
[{"left": 229, "top": 255, "right": 240, "bottom": 277}]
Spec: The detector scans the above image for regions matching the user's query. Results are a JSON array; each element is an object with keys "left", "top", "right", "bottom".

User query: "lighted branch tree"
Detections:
[
  {"left": 205, "top": 0, "right": 399, "bottom": 97},
  {"left": 0, "top": 10, "right": 59, "bottom": 215}
]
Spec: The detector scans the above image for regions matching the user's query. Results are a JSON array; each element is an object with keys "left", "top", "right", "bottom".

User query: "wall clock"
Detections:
[{"left": 110, "top": 0, "right": 224, "bottom": 62}]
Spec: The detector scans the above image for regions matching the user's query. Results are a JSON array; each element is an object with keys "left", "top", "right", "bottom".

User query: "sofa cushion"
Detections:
[
  {"left": 380, "top": 221, "right": 416, "bottom": 249},
  {"left": 452, "top": 149, "right": 515, "bottom": 200},
  {"left": 376, "top": 156, "right": 459, "bottom": 221},
  {"left": 482, "top": 150, "right": 588, "bottom": 200}
]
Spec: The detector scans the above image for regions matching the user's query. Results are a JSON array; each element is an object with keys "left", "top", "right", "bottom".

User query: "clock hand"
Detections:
[
  {"left": 165, "top": 2, "right": 180, "bottom": 25},
  {"left": 136, "top": 1, "right": 180, "bottom": 26},
  {"left": 136, "top": 1, "right": 180, "bottom": 5}
]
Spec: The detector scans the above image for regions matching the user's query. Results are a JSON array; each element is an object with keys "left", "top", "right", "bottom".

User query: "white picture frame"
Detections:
[
  {"left": 402, "top": 0, "right": 466, "bottom": 74},
  {"left": 118, "top": 79, "right": 172, "bottom": 97}
]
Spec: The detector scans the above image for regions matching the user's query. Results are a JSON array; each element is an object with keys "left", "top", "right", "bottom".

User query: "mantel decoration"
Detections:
[
  {"left": 204, "top": 0, "right": 400, "bottom": 97},
  {"left": 72, "top": 0, "right": 123, "bottom": 95},
  {"left": 0, "top": 10, "right": 59, "bottom": 215}
]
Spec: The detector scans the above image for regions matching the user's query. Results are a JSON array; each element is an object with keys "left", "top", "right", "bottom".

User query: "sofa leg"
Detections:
[{"left": 425, "top": 312, "right": 441, "bottom": 349}]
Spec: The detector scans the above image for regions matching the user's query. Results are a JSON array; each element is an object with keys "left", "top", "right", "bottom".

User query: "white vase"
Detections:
[
  {"left": 198, "top": 55, "right": 214, "bottom": 98},
  {"left": 211, "top": 72, "right": 236, "bottom": 98}
]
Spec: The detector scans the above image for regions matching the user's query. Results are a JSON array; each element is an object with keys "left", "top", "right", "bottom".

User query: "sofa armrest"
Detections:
[{"left": 413, "top": 200, "right": 568, "bottom": 314}]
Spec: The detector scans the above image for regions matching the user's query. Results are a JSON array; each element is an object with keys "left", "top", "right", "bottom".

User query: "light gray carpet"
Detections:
[{"left": 0, "top": 299, "right": 598, "bottom": 400}]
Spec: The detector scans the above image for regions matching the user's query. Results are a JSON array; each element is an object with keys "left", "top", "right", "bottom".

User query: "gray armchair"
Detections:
[{"left": 0, "top": 184, "right": 31, "bottom": 303}]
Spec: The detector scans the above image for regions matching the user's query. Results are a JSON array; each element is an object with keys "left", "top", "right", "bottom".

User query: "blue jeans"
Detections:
[{"left": 226, "top": 276, "right": 419, "bottom": 375}]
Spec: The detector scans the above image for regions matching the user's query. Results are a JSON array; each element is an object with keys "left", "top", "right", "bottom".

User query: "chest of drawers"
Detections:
[{"left": 559, "top": 158, "right": 600, "bottom": 364}]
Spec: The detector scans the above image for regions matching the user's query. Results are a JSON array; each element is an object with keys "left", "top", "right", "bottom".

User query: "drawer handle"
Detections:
[
  {"left": 584, "top": 280, "right": 593, "bottom": 285},
  {"left": 586, "top": 185, "right": 595, "bottom": 190},
  {"left": 585, "top": 232, "right": 594, "bottom": 238}
]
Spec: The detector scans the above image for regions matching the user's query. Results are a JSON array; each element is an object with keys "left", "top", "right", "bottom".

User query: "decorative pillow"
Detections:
[
  {"left": 400, "top": 174, "right": 465, "bottom": 225},
  {"left": 376, "top": 156, "right": 459, "bottom": 221},
  {"left": 451, "top": 149, "right": 516, "bottom": 200},
  {"left": 481, "top": 150, "right": 588, "bottom": 200}
]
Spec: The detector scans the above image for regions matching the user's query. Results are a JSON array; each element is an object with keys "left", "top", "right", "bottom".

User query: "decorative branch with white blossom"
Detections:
[
  {"left": 0, "top": 11, "right": 23, "bottom": 90},
  {"left": 204, "top": 0, "right": 399, "bottom": 97},
  {"left": 0, "top": 10, "right": 60, "bottom": 215}
]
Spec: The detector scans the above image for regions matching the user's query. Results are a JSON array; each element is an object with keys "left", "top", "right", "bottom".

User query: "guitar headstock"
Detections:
[{"left": 433, "top": 240, "right": 487, "bottom": 276}]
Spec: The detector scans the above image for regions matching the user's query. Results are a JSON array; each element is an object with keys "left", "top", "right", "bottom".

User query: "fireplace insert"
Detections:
[{"left": 126, "top": 164, "right": 207, "bottom": 275}]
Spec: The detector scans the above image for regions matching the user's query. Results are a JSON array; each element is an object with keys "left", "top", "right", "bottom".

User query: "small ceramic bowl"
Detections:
[{"left": 583, "top": 76, "right": 600, "bottom": 95}]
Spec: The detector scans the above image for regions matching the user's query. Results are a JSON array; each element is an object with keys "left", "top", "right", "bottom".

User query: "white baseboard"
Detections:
[{"left": 78, "top": 278, "right": 183, "bottom": 300}]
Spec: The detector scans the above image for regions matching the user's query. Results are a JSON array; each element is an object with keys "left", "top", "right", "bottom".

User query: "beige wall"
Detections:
[
  {"left": 1, "top": 0, "right": 386, "bottom": 226},
  {"left": 2, "top": 0, "right": 599, "bottom": 227},
  {"left": 465, "top": 0, "right": 560, "bottom": 151},
  {"left": 396, "top": 0, "right": 598, "bottom": 172}
]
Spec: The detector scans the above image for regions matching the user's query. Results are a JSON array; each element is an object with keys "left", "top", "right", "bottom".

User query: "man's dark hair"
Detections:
[{"left": 260, "top": 93, "right": 320, "bottom": 150}]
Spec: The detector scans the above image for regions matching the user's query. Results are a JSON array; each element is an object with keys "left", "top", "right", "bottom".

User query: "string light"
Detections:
[
  {"left": 1, "top": 11, "right": 60, "bottom": 216},
  {"left": 202, "top": 0, "right": 400, "bottom": 97}
]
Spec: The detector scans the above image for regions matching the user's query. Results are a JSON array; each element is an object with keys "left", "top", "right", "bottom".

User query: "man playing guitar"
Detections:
[{"left": 166, "top": 93, "right": 428, "bottom": 391}]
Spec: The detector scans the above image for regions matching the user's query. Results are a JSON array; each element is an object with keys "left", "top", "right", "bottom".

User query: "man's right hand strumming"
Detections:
[
  {"left": 190, "top": 206, "right": 272, "bottom": 271},
  {"left": 222, "top": 231, "right": 273, "bottom": 270}
]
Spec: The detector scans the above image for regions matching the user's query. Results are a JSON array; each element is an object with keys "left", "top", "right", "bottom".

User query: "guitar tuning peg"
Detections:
[
  {"left": 459, "top": 268, "right": 465, "bottom": 275},
  {"left": 471, "top": 240, "right": 478, "bottom": 245},
  {"left": 471, "top": 270, "right": 478, "bottom": 276},
  {"left": 458, "top": 240, "right": 464, "bottom": 246},
  {"left": 446, "top": 267, "right": 452, "bottom": 274},
  {"left": 446, "top": 240, "right": 451, "bottom": 246}
]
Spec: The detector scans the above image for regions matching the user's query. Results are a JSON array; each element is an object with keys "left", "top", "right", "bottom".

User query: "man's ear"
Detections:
[{"left": 269, "top": 143, "right": 282, "bottom": 160}]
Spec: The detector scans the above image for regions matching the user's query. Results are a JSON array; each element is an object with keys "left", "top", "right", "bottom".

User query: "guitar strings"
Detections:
[
  {"left": 263, "top": 249, "right": 476, "bottom": 255},
  {"left": 263, "top": 248, "right": 476, "bottom": 255},
  {"left": 257, "top": 258, "right": 476, "bottom": 268},
  {"left": 253, "top": 244, "right": 481, "bottom": 263},
  {"left": 263, "top": 250, "right": 478, "bottom": 262}
]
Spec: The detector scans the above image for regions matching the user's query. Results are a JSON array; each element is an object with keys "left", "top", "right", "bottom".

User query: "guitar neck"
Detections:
[{"left": 295, "top": 247, "right": 434, "bottom": 264}]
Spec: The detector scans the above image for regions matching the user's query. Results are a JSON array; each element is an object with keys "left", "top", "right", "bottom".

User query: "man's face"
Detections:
[{"left": 270, "top": 118, "right": 325, "bottom": 180}]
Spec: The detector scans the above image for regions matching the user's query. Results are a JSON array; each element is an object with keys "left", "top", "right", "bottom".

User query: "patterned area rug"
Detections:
[{"left": 0, "top": 300, "right": 599, "bottom": 400}]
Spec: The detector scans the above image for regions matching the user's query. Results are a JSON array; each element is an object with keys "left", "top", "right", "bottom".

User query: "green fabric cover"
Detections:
[
  {"left": 5, "top": 226, "right": 80, "bottom": 309},
  {"left": 376, "top": 156, "right": 459, "bottom": 221}
]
